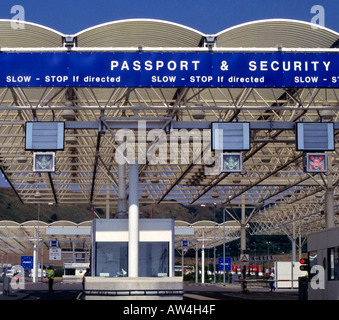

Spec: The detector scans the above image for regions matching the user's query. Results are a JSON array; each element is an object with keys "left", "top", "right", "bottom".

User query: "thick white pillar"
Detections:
[{"left": 128, "top": 163, "right": 139, "bottom": 277}]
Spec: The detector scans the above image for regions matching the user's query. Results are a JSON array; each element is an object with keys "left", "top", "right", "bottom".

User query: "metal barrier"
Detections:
[{"left": 234, "top": 279, "right": 300, "bottom": 283}]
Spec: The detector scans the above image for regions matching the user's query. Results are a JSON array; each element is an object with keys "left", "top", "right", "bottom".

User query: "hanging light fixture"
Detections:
[{"left": 192, "top": 100, "right": 206, "bottom": 119}]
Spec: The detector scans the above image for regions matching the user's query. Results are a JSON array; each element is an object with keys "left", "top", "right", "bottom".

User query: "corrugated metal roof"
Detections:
[
  {"left": 76, "top": 19, "right": 204, "bottom": 48},
  {"left": 216, "top": 19, "right": 339, "bottom": 48},
  {"left": 0, "top": 18, "right": 337, "bottom": 49},
  {"left": 0, "top": 20, "right": 63, "bottom": 48}
]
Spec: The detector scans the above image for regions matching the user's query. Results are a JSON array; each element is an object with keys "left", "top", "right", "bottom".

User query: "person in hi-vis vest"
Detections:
[{"left": 48, "top": 267, "right": 55, "bottom": 292}]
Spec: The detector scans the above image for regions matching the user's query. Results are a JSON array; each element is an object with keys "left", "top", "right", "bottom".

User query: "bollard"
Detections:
[
  {"left": 3, "top": 275, "right": 10, "bottom": 296},
  {"left": 298, "top": 276, "right": 308, "bottom": 300}
]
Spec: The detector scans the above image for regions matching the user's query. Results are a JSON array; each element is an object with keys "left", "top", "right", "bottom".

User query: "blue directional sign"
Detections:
[
  {"left": 21, "top": 256, "right": 33, "bottom": 269},
  {"left": 50, "top": 240, "right": 59, "bottom": 247},
  {"left": 181, "top": 240, "right": 189, "bottom": 247},
  {"left": 218, "top": 257, "right": 232, "bottom": 272},
  {"left": 1, "top": 52, "right": 339, "bottom": 88}
]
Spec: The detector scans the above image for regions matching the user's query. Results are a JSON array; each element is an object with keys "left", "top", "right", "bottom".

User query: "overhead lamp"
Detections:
[
  {"left": 319, "top": 109, "right": 334, "bottom": 121},
  {"left": 34, "top": 190, "right": 42, "bottom": 198},
  {"left": 192, "top": 100, "right": 205, "bottom": 119},
  {"left": 17, "top": 156, "right": 28, "bottom": 163},
  {"left": 151, "top": 173, "right": 159, "bottom": 183},
  {"left": 65, "top": 136, "right": 77, "bottom": 145},
  {"left": 26, "top": 173, "right": 36, "bottom": 184},
  {"left": 62, "top": 109, "right": 76, "bottom": 120},
  {"left": 261, "top": 158, "right": 271, "bottom": 163}
]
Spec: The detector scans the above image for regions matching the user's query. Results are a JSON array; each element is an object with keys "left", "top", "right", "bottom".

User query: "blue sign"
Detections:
[
  {"left": 50, "top": 240, "right": 59, "bottom": 247},
  {"left": 21, "top": 256, "right": 33, "bottom": 269},
  {"left": 181, "top": 240, "right": 189, "bottom": 247},
  {"left": 0, "top": 52, "right": 339, "bottom": 88},
  {"left": 218, "top": 257, "right": 232, "bottom": 272}
]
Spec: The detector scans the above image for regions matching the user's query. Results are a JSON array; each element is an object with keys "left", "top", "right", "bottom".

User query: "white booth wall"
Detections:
[{"left": 91, "top": 219, "right": 174, "bottom": 278}]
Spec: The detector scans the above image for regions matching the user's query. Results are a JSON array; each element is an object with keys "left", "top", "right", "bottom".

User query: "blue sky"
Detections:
[{"left": 0, "top": 0, "right": 338, "bottom": 34}]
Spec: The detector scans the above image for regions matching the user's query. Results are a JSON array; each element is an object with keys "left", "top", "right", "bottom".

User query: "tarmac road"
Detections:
[
  {"left": 183, "top": 282, "right": 299, "bottom": 300},
  {"left": 0, "top": 278, "right": 299, "bottom": 301}
]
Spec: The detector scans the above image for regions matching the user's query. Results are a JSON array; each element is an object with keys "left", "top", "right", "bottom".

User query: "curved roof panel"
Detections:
[
  {"left": 1, "top": 18, "right": 338, "bottom": 49},
  {"left": 49, "top": 220, "right": 77, "bottom": 227},
  {"left": 22, "top": 220, "right": 48, "bottom": 227},
  {"left": 76, "top": 19, "right": 204, "bottom": 48},
  {"left": 0, "top": 20, "right": 63, "bottom": 48},
  {"left": 216, "top": 19, "right": 339, "bottom": 48},
  {"left": 0, "top": 220, "right": 19, "bottom": 227}
]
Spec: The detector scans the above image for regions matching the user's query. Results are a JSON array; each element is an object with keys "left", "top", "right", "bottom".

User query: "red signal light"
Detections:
[
  {"left": 305, "top": 153, "right": 328, "bottom": 173},
  {"left": 299, "top": 258, "right": 309, "bottom": 272}
]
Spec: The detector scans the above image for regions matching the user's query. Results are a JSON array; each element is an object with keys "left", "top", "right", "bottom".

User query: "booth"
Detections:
[{"left": 83, "top": 219, "right": 183, "bottom": 300}]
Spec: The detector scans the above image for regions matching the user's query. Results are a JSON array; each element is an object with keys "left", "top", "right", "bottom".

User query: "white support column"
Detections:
[
  {"left": 195, "top": 246, "right": 198, "bottom": 284},
  {"left": 325, "top": 155, "right": 335, "bottom": 229},
  {"left": 128, "top": 163, "right": 139, "bottom": 278},
  {"left": 105, "top": 185, "right": 110, "bottom": 219},
  {"left": 325, "top": 188, "right": 335, "bottom": 229},
  {"left": 298, "top": 223, "right": 302, "bottom": 261},
  {"left": 201, "top": 241, "right": 205, "bottom": 284},
  {"left": 33, "top": 203, "right": 40, "bottom": 283},
  {"left": 117, "top": 164, "right": 127, "bottom": 218},
  {"left": 240, "top": 195, "right": 246, "bottom": 253},
  {"left": 291, "top": 221, "right": 296, "bottom": 289},
  {"left": 32, "top": 244, "right": 38, "bottom": 283}
]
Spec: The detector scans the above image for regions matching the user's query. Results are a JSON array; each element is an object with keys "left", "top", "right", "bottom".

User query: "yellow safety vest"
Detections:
[{"left": 48, "top": 270, "right": 55, "bottom": 279}]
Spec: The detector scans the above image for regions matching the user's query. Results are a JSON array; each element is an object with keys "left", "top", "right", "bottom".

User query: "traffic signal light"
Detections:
[
  {"left": 221, "top": 153, "right": 243, "bottom": 173},
  {"left": 299, "top": 258, "right": 309, "bottom": 272},
  {"left": 33, "top": 152, "right": 55, "bottom": 172},
  {"left": 304, "top": 153, "right": 328, "bottom": 173}
]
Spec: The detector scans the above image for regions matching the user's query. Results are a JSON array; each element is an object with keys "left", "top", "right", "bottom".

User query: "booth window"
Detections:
[
  {"left": 95, "top": 242, "right": 169, "bottom": 277},
  {"left": 96, "top": 242, "right": 127, "bottom": 277},
  {"left": 139, "top": 242, "right": 169, "bottom": 277},
  {"left": 328, "top": 247, "right": 339, "bottom": 281}
]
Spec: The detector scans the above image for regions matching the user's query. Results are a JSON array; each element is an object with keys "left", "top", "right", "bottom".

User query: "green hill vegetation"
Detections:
[
  {"left": 0, "top": 187, "right": 295, "bottom": 256},
  {"left": 0, "top": 187, "right": 216, "bottom": 223}
]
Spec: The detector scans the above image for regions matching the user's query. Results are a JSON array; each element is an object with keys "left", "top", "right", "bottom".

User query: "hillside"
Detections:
[
  {"left": 0, "top": 187, "right": 215, "bottom": 223},
  {"left": 0, "top": 187, "right": 294, "bottom": 256}
]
